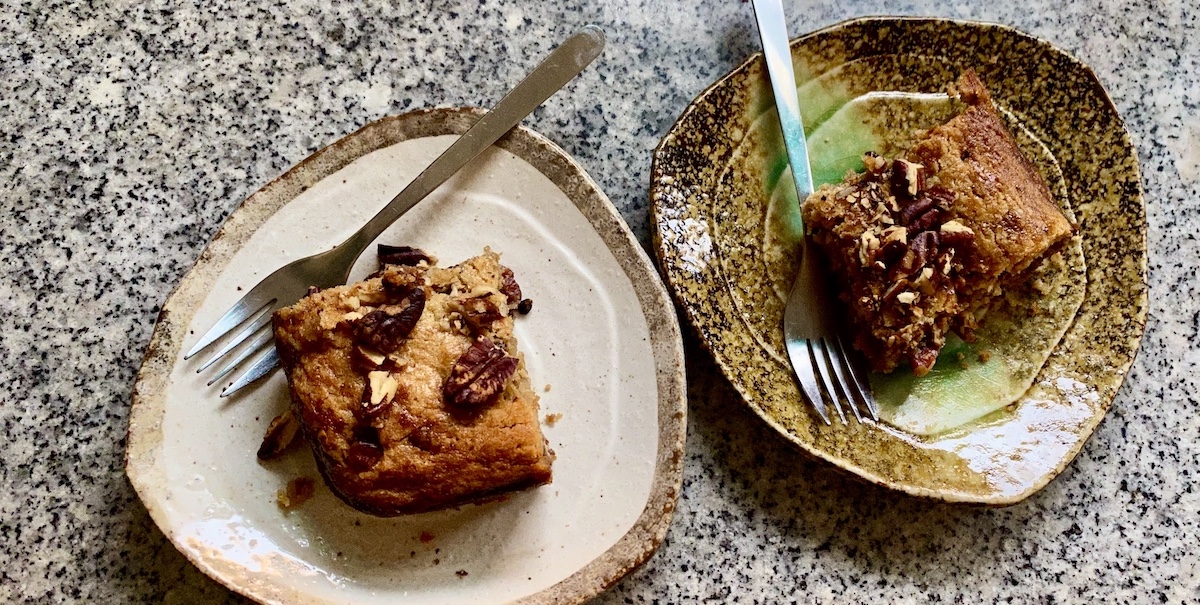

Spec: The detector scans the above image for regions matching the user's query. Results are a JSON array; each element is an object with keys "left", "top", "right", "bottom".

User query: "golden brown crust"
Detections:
[
  {"left": 273, "top": 250, "right": 552, "bottom": 516},
  {"left": 801, "top": 71, "right": 1074, "bottom": 375},
  {"left": 912, "top": 72, "right": 1074, "bottom": 289}
]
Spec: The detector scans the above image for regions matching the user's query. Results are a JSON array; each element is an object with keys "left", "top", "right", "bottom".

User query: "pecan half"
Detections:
[
  {"left": 354, "top": 288, "right": 425, "bottom": 353},
  {"left": 443, "top": 337, "right": 519, "bottom": 408},
  {"left": 257, "top": 409, "right": 301, "bottom": 460},
  {"left": 377, "top": 244, "right": 433, "bottom": 268}
]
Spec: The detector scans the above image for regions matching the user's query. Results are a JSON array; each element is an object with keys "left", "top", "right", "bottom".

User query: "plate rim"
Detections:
[
  {"left": 126, "top": 107, "right": 687, "bottom": 604},
  {"left": 649, "top": 16, "right": 1148, "bottom": 505}
]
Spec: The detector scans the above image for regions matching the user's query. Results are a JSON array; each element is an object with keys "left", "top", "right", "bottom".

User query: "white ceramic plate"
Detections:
[{"left": 128, "top": 108, "right": 686, "bottom": 605}]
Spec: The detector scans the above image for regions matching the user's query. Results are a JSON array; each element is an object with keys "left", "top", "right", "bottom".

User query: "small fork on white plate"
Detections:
[
  {"left": 750, "top": 0, "right": 878, "bottom": 424},
  {"left": 183, "top": 26, "right": 606, "bottom": 397}
]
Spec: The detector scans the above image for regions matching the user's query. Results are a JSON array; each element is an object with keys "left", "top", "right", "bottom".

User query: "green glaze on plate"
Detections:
[
  {"left": 650, "top": 17, "right": 1147, "bottom": 504},
  {"left": 771, "top": 86, "right": 1089, "bottom": 438}
]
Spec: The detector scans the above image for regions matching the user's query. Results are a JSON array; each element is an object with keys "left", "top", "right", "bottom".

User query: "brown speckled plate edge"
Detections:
[
  {"left": 127, "top": 108, "right": 687, "bottom": 604},
  {"left": 650, "top": 16, "right": 1147, "bottom": 505}
]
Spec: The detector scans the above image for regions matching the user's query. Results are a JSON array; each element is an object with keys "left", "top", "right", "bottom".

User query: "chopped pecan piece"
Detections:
[
  {"left": 900, "top": 195, "right": 933, "bottom": 224},
  {"left": 461, "top": 294, "right": 504, "bottom": 331},
  {"left": 353, "top": 345, "right": 387, "bottom": 370},
  {"left": 907, "top": 206, "right": 943, "bottom": 234},
  {"left": 939, "top": 220, "right": 976, "bottom": 248},
  {"left": 909, "top": 230, "right": 940, "bottom": 270},
  {"left": 499, "top": 268, "right": 522, "bottom": 306},
  {"left": 863, "top": 151, "right": 888, "bottom": 174},
  {"left": 909, "top": 347, "right": 940, "bottom": 377},
  {"left": 444, "top": 337, "right": 519, "bottom": 408},
  {"left": 257, "top": 409, "right": 301, "bottom": 460},
  {"left": 924, "top": 185, "right": 955, "bottom": 206},
  {"left": 361, "top": 369, "right": 401, "bottom": 416},
  {"left": 377, "top": 245, "right": 434, "bottom": 268},
  {"left": 277, "top": 477, "right": 315, "bottom": 509},
  {"left": 890, "top": 159, "right": 925, "bottom": 199}
]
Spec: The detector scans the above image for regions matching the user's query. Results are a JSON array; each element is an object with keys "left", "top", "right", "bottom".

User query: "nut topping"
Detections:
[
  {"left": 881, "top": 225, "right": 907, "bottom": 245},
  {"left": 354, "top": 287, "right": 425, "bottom": 353},
  {"left": 939, "top": 220, "right": 976, "bottom": 248},
  {"left": 257, "top": 409, "right": 301, "bottom": 460},
  {"left": 361, "top": 370, "right": 402, "bottom": 419},
  {"left": 444, "top": 337, "right": 519, "bottom": 408},
  {"left": 941, "top": 249, "right": 956, "bottom": 275},
  {"left": 365, "top": 370, "right": 400, "bottom": 406},
  {"left": 909, "top": 347, "right": 939, "bottom": 376},
  {"left": 878, "top": 226, "right": 910, "bottom": 268},
  {"left": 891, "top": 159, "right": 925, "bottom": 198},
  {"left": 863, "top": 152, "right": 888, "bottom": 173},
  {"left": 899, "top": 194, "right": 934, "bottom": 224},
  {"left": 499, "top": 268, "right": 522, "bottom": 306},
  {"left": 461, "top": 294, "right": 504, "bottom": 331},
  {"left": 914, "top": 267, "right": 936, "bottom": 294},
  {"left": 377, "top": 245, "right": 434, "bottom": 268},
  {"left": 356, "top": 346, "right": 386, "bottom": 368},
  {"left": 909, "top": 230, "right": 940, "bottom": 270},
  {"left": 940, "top": 220, "right": 973, "bottom": 234},
  {"left": 858, "top": 231, "right": 880, "bottom": 266},
  {"left": 878, "top": 239, "right": 908, "bottom": 267}
]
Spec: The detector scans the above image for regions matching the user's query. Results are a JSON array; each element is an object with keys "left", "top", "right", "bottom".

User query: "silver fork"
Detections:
[
  {"left": 184, "top": 26, "right": 607, "bottom": 397},
  {"left": 750, "top": 0, "right": 877, "bottom": 424}
]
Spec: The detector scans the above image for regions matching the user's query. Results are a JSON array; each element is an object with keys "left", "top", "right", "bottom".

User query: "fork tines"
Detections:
[{"left": 790, "top": 335, "right": 878, "bottom": 425}]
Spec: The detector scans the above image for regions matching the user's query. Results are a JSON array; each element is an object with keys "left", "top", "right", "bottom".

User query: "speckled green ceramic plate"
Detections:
[{"left": 650, "top": 17, "right": 1147, "bottom": 504}]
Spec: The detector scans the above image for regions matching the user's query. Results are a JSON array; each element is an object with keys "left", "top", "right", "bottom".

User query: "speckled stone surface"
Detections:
[{"left": 1, "top": 1, "right": 1196, "bottom": 603}]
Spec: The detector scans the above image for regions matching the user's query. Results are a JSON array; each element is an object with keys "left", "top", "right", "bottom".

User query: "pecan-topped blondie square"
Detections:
[
  {"left": 801, "top": 71, "right": 1074, "bottom": 376},
  {"left": 271, "top": 247, "right": 552, "bottom": 516}
]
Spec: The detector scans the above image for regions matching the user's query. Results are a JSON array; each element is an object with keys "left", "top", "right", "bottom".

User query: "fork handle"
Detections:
[
  {"left": 339, "top": 26, "right": 607, "bottom": 265},
  {"left": 751, "top": 0, "right": 813, "bottom": 200}
]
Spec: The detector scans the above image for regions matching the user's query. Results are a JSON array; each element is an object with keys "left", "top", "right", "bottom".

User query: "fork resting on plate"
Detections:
[
  {"left": 750, "top": 0, "right": 877, "bottom": 424},
  {"left": 184, "top": 26, "right": 606, "bottom": 396}
]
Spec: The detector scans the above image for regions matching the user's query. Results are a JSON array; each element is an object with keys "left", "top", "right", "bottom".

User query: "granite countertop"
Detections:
[{"left": 2, "top": 0, "right": 1197, "bottom": 603}]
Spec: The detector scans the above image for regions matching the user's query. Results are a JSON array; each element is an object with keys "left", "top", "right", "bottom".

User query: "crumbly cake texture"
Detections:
[
  {"left": 272, "top": 248, "right": 552, "bottom": 516},
  {"left": 801, "top": 70, "right": 1074, "bottom": 376}
]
